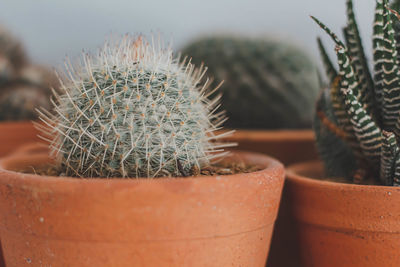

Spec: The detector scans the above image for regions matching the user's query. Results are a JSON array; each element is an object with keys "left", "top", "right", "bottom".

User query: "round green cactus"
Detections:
[
  {"left": 38, "top": 36, "right": 231, "bottom": 178},
  {"left": 181, "top": 36, "right": 320, "bottom": 129}
]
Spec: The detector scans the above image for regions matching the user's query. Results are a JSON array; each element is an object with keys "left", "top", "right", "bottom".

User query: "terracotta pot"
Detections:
[
  {"left": 0, "top": 143, "right": 50, "bottom": 267},
  {"left": 219, "top": 129, "right": 318, "bottom": 267},
  {"left": 282, "top": 161, "right": 400, "bottom": 267},
  {"left": 221, "top": 129, "right": 318, "bottom": 165},
  {"left": 0, "top": 149, "right": 284, "bottom": 267},
  {"left": 0, "top": 121, "right": 40, "bottom": 157}
]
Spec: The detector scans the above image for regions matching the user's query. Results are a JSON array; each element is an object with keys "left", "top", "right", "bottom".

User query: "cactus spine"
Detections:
[{"left": 38, "top": 36, "right": 232, "bottom": 178}]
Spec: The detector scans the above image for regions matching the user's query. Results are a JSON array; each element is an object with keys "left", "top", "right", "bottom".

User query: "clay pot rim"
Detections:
[
  {"left": 0, "top": 150, "right": 284, "bottom": 184},
  {"left": 0, "top": 120, "right": 35, "bottom": 126},
  {"left": 288, "top": 160, "right": 400, "bottom": 192},
  {"left": 219, "top": 129, "right": 315, "bottom": 142}
]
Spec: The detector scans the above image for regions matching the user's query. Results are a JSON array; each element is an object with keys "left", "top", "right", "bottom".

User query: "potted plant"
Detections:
[
  {"left": 0, "top": 24, "right": 57, "bottom": 157},
  {"left": 181, "top": 36, "right": 320, "bottom": 166},
  {"left": 280, "top": 0, "right": 400, "bottom": 266},
  {"left": 182, "top": 34, "right": 322, "bottom": 267},
  {"left": 0, "top": 35, "right": 285, "bottom": 266}
]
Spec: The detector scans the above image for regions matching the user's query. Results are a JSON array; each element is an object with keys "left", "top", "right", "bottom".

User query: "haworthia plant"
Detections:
[
  {"left": 37, "top": 36, "right": 233, "bottom": 178},
  {"left": 182, "top": 36, "right": 320, "bottom": 129},
  {"left": 313, "top": 0, "right": 400, "bottom": 185}
]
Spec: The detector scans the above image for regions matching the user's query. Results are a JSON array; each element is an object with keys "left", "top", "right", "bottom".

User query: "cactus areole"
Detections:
[
  {"left": 312, "top": 0, "right": 400, "bottom": 186},
  {"left": 37, "top": 36, "right": 232, "bottom": 178}
]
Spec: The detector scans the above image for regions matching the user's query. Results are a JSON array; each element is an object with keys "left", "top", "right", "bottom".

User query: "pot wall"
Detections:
[
  {"left": 221, "top": 130, "right": 318, "bottom": 166},
  {"left": 0, "top": 151, "right": 284, "bottom": 267},
  {"left": 220, "top": 130, "right": 318, "bottom": 267},
  {"left": 286, "top": 161, "right": 400, "bottom": 267},
  {"left": 0, "top": 122, "right": 41, "bottom": 267},
  {"left": 0, "top": 122, "right": 40, "bottom": 157}
]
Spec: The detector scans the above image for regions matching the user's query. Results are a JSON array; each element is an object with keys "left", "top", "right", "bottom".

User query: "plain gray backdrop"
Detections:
[{"left": 0, "top": 0, "right": 375, "bottom": 69}]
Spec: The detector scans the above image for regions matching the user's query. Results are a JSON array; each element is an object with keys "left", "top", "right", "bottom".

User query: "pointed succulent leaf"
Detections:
[
  {"left": 311, "top": 16, "right": 346, "bottom": 47},
  {"left": 387, "top": 6, "right": 400, "bottom": 138},
  {"left": 373, "top": 0, "right": 387, "bottom": 108},
  {"left": 330, "top": 76, "right": 363, "bottom": 157},
  {"left": 373, "top": 0, "right": 400, "bottom": 129},
  {"left": 389, "top": 0, "right": 400, "bottom": 64},
  {"left": 380, "top": 131, "right": 398, "bottom": 185},
  {"left": 345, "top": 0, "right": 376, "bottom": 119},
  {"left": 393, "top": 153, "right": 400, "bottom": 186},
  {"left": 312, "top": 16, "right": 367, "bottom": 160},
  {"left": 311, "top": 16, "right": 361, "bottom": 99},
  {"left": 317, "top": 37, "right": 338, "bottom": 84},
  {"left": 382, "top": 2, "right": 400, "bottom": 129},
  {"left": 341, "top": 84, "right": 382, "bottom": 165},
  {"left": 314, "top": 88, "right": 358, "bottom": 179}
]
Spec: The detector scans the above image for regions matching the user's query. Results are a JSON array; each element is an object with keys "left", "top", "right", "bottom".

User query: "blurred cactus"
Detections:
[
  {"left": 0, "top": 25, "right": 27, "bottom": 78},
  {"left": 0, "top": 84, "right": 51, "bottom": 121},
  {"left": 38, "top": 36, "right": 232, "bottom": 178},
  {"left": 182, "top": 36, "right": 320, "bottom": 129},
  {"left": 0, "top": 56, "right": 14, "bottom": 86},
  {"left": 0, "top": 24, "right": 57, "bottom": 121}
]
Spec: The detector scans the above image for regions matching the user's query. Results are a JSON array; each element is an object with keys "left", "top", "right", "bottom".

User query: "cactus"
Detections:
[
  {"left": 0, "top": 65, "right": 57, "bottom": 121},
  {"left": 312, "top": 0, "right": 400, "bottom": 185},
  {"left": 37, "top": 36, "right": 232, "bottom": 178},
  {"left": 0, "top": 25, "right": 28, "bottom": 83},
  {"left": 181, "top": 36, "right": 320, "bottom": 129},
  {"left": 0, "top": 24, "right": 58, "bottom": 121},
  {"left": 0, "top": 84, "right": 51, "bottom": 121}
]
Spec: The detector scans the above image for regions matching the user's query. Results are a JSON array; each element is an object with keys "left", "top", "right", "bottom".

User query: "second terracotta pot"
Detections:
[
  {"left": 0, "top": 150, "right": 284, "bottom": 267},
  {"left": 221, "top": 129, "right": 318, "bottom": 165},
  {"left": 0, "top": 121, "right": 40, "bottom": 157},
  {"left": 220, "top": 129, "right": 318, "bottom": 267},
  {"left": 284, "top": 161, "right": 400, "bottom": 267}
]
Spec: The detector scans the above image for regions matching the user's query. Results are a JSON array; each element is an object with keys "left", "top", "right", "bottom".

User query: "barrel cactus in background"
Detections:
[
  {"left": 37, "top": 35, "right": 232, "bottom": 178},
  {"left": 0, "top": 84, "right": 52, "bottom": 121},
  {"left": 19, "top": 64, "right": 60, "bottom": 90},
  {"left": 181, "top": 36, "right": 320, "bottom": 129},
  {"left": 0, "top": 66, "right": 57, "bottom": 121},
  {"left": 0, "top": 24, "right": 57, "bottom": 121},
  {"left": 0, "top": 25, "right": 27, "bottom": 83},
  {"left": 312, "top": 0, "right": 400, "bottom": 185}
]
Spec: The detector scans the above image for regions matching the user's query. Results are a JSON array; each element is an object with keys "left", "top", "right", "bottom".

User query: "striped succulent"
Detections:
[{"left": 313, "top": 0, "right": 400, "bottom": 185}]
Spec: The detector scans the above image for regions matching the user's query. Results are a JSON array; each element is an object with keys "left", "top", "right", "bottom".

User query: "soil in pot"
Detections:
[
  {"left": 281, "top": 161, "right": 400, "bottom": 267},
  {"left": 0, "top": 150, "right": 284, "bottom": 267},
  {"left": 19, "top": 160, "right": 262, "bottom": 177}
]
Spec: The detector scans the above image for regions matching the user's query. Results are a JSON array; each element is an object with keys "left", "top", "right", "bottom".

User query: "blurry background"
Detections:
[{"left": 0, "top": 0, "right": 374, "bottom": 66}]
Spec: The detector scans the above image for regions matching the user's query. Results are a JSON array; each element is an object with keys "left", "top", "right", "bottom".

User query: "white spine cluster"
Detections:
[{"left": 37, "top": 35, "right": 233, "bottom": 178}]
